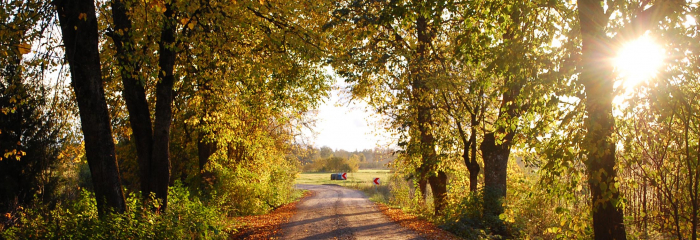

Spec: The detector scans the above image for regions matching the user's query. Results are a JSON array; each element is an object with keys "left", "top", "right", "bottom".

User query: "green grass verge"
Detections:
[
  {"left": 295, "top": 169, "right": 393, "bottom": 203},
  {"left": 295, "top": 169, "right": 392, "bottom": 186}
]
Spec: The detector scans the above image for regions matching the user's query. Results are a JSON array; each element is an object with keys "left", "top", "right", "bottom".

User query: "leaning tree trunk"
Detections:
[
  {"left": 54, "top": 0, "right": 126, "bottom": 215},
  {"left": 578, "top": 0, "right": 628, "bottom": 239}
]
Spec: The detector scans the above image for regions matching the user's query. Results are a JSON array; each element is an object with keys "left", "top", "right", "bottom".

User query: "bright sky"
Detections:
[{"left": 301, "top": 68, "right": 395, "bottom": 151}]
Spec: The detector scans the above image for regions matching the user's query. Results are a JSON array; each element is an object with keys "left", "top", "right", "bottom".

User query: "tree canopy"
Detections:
[{"left": 2, "top": 0, "right": 700, "bottom": 239}]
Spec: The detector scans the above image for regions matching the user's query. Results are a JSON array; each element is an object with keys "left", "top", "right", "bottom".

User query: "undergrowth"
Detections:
[{"left": 1, "top": 182, "right": 231, "bottom": 240}]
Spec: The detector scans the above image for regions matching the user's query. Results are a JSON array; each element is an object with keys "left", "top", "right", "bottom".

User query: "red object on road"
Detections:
[
  {"left": 373, "top": 178, "right": 380, "bottom": 185},
  {"left": 342, "top": 172, "right": 347, "bottom": 180}
]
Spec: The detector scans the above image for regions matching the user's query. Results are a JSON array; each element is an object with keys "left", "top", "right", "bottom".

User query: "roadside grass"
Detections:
[
  {"left": 295, "top": 169, "right": 393, "bottom": 203},
  {"left": 295, "top": 169, "right": 391, "bottom": 186}
]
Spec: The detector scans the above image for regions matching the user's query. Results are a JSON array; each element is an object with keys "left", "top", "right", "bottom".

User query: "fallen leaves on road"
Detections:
[
  {"left": 376, "top": 203, "right": 460, "bottom": 240},
  {"left": 230, "top": 191, "right": 312, "bottom": 240}
]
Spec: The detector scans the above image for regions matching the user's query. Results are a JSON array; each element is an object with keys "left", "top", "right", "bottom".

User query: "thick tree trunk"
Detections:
[
  {"left": 480, "top": 132, "right": 512, "bottom": 217},
  {"left": 150, "top": 3, "right": 177, "bottom": 210},
  {"left": 428, "top": 172, "right": 448, "bottom": 213},
  {"left": 578, "top": 0, "right": 627, "bottom": 239},
  {"left": 110, "top": 0, "right": 154, "bottom": 199},
  {"left": 54, "top": 0, "right": 126, "bottom": 215},
  {"left": 480, "top": 76, "right": 520, "bottom": 219}
]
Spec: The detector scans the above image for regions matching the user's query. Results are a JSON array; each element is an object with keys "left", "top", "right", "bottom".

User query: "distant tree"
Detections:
[{"left": 319, "top": 146, "right": 334, "bottom": 159}]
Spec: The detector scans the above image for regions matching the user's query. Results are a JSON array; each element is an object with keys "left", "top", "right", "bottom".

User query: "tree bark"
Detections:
[
  {"left": 418, "top": 178, "right": 428, "bottom": 200},
  {"left": 457, "top": 120, "right": 479, "bottom": 192},
  {"left": 197, "top": 133, "right": 216, "bottom": 172},
  {"left": 578, "top": 0, "right": 627, "bottom": 239},
  {"left": 480, "top": 75, "right": 521, "bottom": 220},
  {"left": 413, "top": 13, "right": 447, "bottom": 215},
  {"left": 150, "top": 3, "right": 177, "bottom": 210},
  {"left": 53, "top": 0, "right": 126, "bottom": 215},
  {"left": 428, "top": 172, "right": 448, "bottom": 213},
  {"left": 480, "top": 132, "right": 512, "bottom": 217},
  {"left": 110, "top": 0, "right": 154, "bottom": 199},
  {"left": 109, "top": 1, "right": 177, "bottom": 210}
]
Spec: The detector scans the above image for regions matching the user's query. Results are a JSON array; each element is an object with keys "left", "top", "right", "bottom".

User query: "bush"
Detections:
[
  {"left": 1, "top": 182, "right": 231, "bottom": 239},
  {"left": 207, "top": 159, "right": 299, "bottom": 216}
]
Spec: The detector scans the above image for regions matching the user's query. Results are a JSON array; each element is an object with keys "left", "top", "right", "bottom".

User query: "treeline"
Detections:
[
  {"left": 1, "top": 0, "right": 331, "bottom": 238},
  {"left": 291, "top": 146, "right": 396, "bottom": 172}
]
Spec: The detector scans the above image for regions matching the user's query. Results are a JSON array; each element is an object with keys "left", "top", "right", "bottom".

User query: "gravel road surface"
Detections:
[{"left": 282, "top": 184, "right": 424, "bottom": 240}]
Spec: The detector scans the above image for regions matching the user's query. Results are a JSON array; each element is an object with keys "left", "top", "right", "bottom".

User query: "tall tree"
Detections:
[
  {"left": 109, "top": 0, "right": 154, "bottom": 200},
  {"left": 576, "top": 0, "right": 683, "bottom": 238},
  {"left": 450, "top": 1, "right": 569, "bottom": 222},
  {"left": 53, "top": 0, "right": 126, "bottom": 215},
  {"left": 325, "top": 0, "right": 452, "bottom": 215}
]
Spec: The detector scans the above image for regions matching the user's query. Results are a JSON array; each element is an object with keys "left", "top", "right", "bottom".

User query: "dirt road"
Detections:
[{"left": 282, "top": 184, "right": 424, "bottom": 240}]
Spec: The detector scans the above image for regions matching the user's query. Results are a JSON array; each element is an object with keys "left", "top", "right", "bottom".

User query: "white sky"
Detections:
[{"left": 301, "top": 68, "right": 395, "bottom": 151}]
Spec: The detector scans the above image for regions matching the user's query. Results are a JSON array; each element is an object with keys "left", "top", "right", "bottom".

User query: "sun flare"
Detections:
[{"left": 614, "top": 35, "right": 665, "bottom": 87}]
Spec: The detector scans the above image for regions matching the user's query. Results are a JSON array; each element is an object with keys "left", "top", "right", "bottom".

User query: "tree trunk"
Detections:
[
  {"left": 480, "top": 132, "right": 511, "bottom": 217},
  {"left": 457, "top": 120, "right": 479, "bottom": 192},
  {"left": 150, "top": 3, "right": 177, "bottom": 210},
  {"left": 429, "top": 172, "right": 448, "bottom": 214},
  {"left": 110, "top": 0, "right": 154, "bottom": 199},
  {"left": 578, "top": 0, "right": 627, "bottom": 239},
  {"left": 54, "top": 0, "right": 126, "bottom": 215},
  {"left": 413, "top": 9, "right": 447, "bottom": 216},
  {"left": 197, "top": 133, "right": 216, "bottom": 172},
  {"left": 468, "top": 122, "right": 479, "bottom": 192},
  {"left": 418, "top": 178, "right": 428, "bottom": 200}
]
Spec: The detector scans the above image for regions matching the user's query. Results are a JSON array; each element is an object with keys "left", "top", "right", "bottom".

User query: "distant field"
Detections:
[{"left": 295, "top": 169, "right": 393, "bottom": 186}]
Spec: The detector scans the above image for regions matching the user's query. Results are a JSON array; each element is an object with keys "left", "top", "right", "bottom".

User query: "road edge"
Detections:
[
  {"left": 374, "top": 202, "right": 461, "bottom": 240},
  {"left": 229, "top": 190, "right": 313, "bottom": 239}
]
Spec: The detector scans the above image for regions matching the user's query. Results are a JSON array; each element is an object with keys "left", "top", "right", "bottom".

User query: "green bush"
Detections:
[
  {"left": 1, "top": 182, "right": 231, "bottom": 239},
  {"left": 207, "top": 160, "right": 298, "bottom": 216}
]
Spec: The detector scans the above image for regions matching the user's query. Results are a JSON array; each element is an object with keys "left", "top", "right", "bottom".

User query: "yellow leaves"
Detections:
[
  {"left": 180, "top": 17, "right": 197, "bottom": 30},
  {"left": 78, "top": 13, "right": 87, "bottom": 21},
  {"left": 58, "top": 142, "right": 86, "bottom": 164},
  {"left": 147, "top": 0, "right": 167, "bottom": 13},
  {"left": 18, "top": 43, "right": 31, "bottom": 55},
  {"left": 3, "top": 149, "right": 26, "bottom": 161}
]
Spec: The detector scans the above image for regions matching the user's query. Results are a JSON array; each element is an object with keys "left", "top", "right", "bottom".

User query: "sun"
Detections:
[{"left": 614, "top": 35, "right": 665, "bottom": 87}]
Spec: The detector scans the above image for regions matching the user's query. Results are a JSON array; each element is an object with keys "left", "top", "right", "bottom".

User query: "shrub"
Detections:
[
  {"left": 1, "top": 182, "right": 231, "bottom": 239},
  {"left": 207, "top": 159, "right": 299, "bottom": 216}
]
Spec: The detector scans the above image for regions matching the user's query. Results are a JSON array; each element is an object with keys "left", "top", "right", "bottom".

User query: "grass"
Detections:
[
  {"left": 295, "top": 169, "right": 393, "bottom": 203},
  {"left": 295, "top": 169, "right": 392, "bottom": 187}
]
